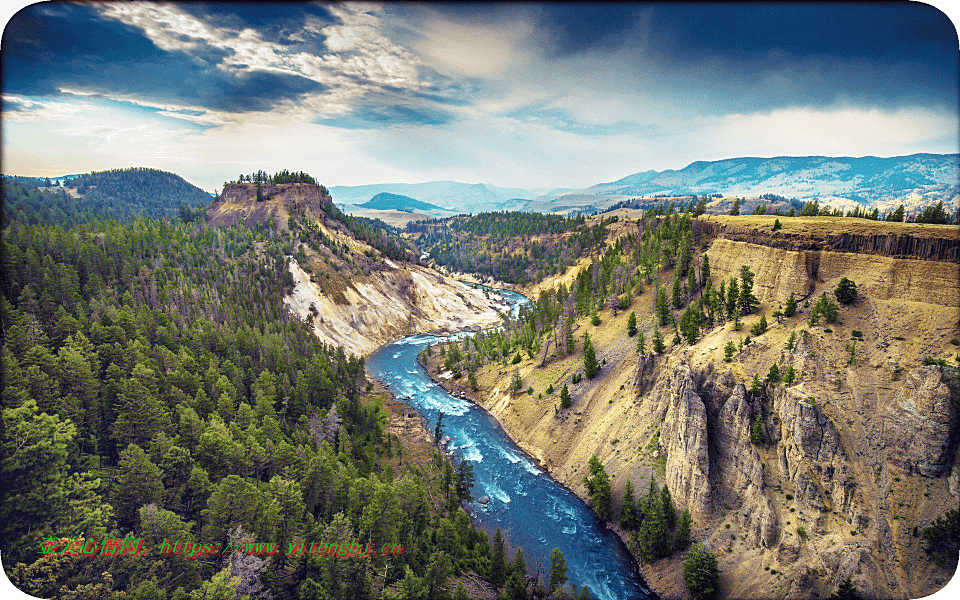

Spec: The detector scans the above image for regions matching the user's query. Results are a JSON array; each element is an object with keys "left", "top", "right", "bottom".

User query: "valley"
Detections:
[{"left": 420, "top": 213, "right": 960, "bottom": 599}]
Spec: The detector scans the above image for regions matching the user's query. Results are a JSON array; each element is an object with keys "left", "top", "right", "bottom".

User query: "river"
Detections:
[{"left": 366, "top": 288, "right": 653, "bottom": 600}]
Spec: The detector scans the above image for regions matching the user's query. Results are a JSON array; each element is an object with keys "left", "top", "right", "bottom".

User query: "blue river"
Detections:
[{"left": 366, "top": 289, "right": 653, "bottom": 600}]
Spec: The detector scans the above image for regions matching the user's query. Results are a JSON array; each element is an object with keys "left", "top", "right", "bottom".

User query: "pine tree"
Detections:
[
  {"left": 784, "top": 365, "right": 796, "bottom": 385},
  {"left": 726, "top": 277, "right": 739, "bottom": 319},
  {"left": 652, "top": 327, "right": 665, "bottom": 355},
  {"left": 637, "top": 331, "right": 646, "bottom": 354},
  {"left": 773, "top": 218, "right": 782, "bottom": 230},
  {"left": 687, "top": 263, "right": 698, "bottom": 298},
  {"left": 700, "top": 254, "right": 711, "bottom": 289},
  {"left": 114, "top": 443, "right": 164, "bottom": 530},
  {"left": 661, "top": 484, "right": 676, "bottom": 529},
  {"left": 750, "top": 373, "right": 763, "bottom": 396},
  {"left": 620, "top": 478, "right": 639, "bottom": 530},
  {"left": 834, "top": 277, "right": 858, "bottom": 305},
  {"left": 738, "top": 265, "right": 759, "bottom": 315},
  {"left": 583, "top": 334, "right": 600, "bottom": 379},
  {"left": 656, "top": 286, "right": 671, "bottom": 326},
  {"left": 560, "top": 384, "right": 571, "bottom": 409},
  {"left": 784, "top": 292, "right": 798, "bottom": 317},
  {"left": 683, "top": 543, "right": 721, "bottom": 600},
  {"left": 491, "top": 528, "right": 507, "bottom": 589},
  {"left": 583, "top": 455, "right": 612, "bottom": 521},
  {"left": 627, "top": 311, "right": 638, "bottom": 336},
  {"left": 729, "top": 198, "right": 741, "bottom": 216},
  {"left": 723, "top": 341, "right": 737, "bottom": 362},
  {"left": 767, "top": 363, "right": 781, "bottom": 383},
  {"left": 549, "top": 547, "right": 569, "bottom": 593},
  {"left": 565, "top": 317, "right": 576, "bottom": 354},
  {"left": 675, "top": 509, "right": 692, "bottom": 551}
]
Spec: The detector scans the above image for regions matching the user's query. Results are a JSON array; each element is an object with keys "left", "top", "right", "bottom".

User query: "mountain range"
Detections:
[{"left": 332, "top": 153, "right": 959, "bottom": 217}]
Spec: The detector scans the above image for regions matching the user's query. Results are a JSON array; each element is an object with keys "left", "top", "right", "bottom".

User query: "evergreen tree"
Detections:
[
  {"left": 620, "top": 478, "right": 639, "bottom": 530},
  {"left": 565, "top": 317, "right": 576, "bottom": 354},
  {"left": 583, "top": 334, "right": 600, "bottom": 379},
  {"left": 656, "top": 286, "right": 671, "bottom": 326},
  {"left": 729, "top": 198, "right": 741, "bottom": 216},
  {"left": 751, "top": 414, "right": 765, "bottom": 445},
  {"left": 637, "top": 330, "right": 646, "bottom": 354},
  {"left": 590, "top": 310, "right": 601, "bottom": 326},
  {"left": 114, "top": 443, "right": 164, "bottom": 530},
  {"left": 726, "top": 277, "right": 739, "bottom": 319},
  {"left": 825, "top": 577, "right": 860, "bottom": 600},
  {"left": 675, "top": 509, "right": 692, "bottom": 551},
  {"left": 738, "top": 265, "right": 759, "bottom": 315},
  {"left": 549, "top": 547, "right": 569, "bottom": 593},
  {"left": 784, "top": 365, "right": 796, "bottom": 385},
  {"left": 784, "top": 292, "right": 798, "bottom": 317},
  {"left": 672, "top": 271, "right": 684, "bottom": 308},
  {"left": 682, "top": 543, "right": 721, "bottom": 600},
  {"left": 583, "top": 455, "right": 612, "bottom": 521},
  {"left": 834, "top": 277, "right": 858, "bottom": 305},
  {"left": 661, "top": 484, "right": 676, "bottom": 530},
  {"left": 490, "top": 528, "right": 507, "bottom": 589},
  {"left": 773, "top": 218, "right": 782, "bottom": 230},
  {"left": 627, "top": 311, "right": 638, "bottom": 336},
  {"left": 700, "top": 254, "right": 711, "bottom": 289},
  {"left": 687, "top": 262, "right": 698, "bottom": 298},
  {"left": 652, "top": 327, "right": 665, "bottom": 355},
  {"left": 750, "top": 373, "right": 763, "bottom": 396},
  {"left": 680, "top": 306, "right": 700, "bottom": 344},
  {"left": 723, "top": 341, "right": 737, "bottom": 362},
  {"left": 636, "top": 478, "right": 670, "bottom": 561},
  {"left": 767, "top": 363, "right": 781, "bottom": 383},
  {"left": 559, "top": 384, "right": 571, "bottom": 409}
]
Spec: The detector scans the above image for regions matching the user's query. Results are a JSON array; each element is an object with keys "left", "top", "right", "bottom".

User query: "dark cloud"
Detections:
[
  {"left": 174, "top": 2, "right": 335, "bottom": 49},
  {"left": 420, "top": 3, "right": 958, "bottom": 111},
  {"left": 2, "top": 3, "right": 325, "bottom": 113}
]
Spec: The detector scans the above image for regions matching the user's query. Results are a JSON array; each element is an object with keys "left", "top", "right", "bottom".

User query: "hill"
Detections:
[
  {"left": 361, "top": 191, "right": 448, "bottom": 212},
  {"left": 207, "top": 180, "right": 510, "bottom": 355},
  {"left": 2, "top": 167, "right": 211, "bottom": 225},
  {"left": 527, "top": 154, "right": 960, "bottom": 216}
]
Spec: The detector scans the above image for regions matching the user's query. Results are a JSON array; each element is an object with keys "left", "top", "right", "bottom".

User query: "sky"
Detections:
[{"left": 2, "top": 1, "right": 959, "bottom": 193}]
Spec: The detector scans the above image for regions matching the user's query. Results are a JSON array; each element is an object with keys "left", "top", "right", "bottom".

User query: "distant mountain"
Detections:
[
  {"left": 330, "top": 181, "right": 538, "bottom": 214},
  {"left": 531, "top": 154, "right": 959, "bottom": 214},
  {"left": 361, "top": 192, "right": 447, "bottom": 213}
]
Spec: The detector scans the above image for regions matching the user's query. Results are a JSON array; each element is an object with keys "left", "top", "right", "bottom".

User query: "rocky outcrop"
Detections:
[
  {"left": 774, "top": 387, "right": 865, "bottom": 528},
  {"left": 706, "top": 238, "right": 960, "bottom": 306},
  {"left": 714, "top": 384, "right": 780, "bottom": 547},
  {"left": 881, "top": 366, "right": 960, "bottom": 477},
  {"left": 645, "top": 364, "right": 713, "bottom": 514},
  {"left": 284, "top": 258, "right": 510, "bottom": 356},
  {"left": 696, "top": 221, "right": 959, "bottom": 262},
  {"left": 633, "top": 351, "right": 659, "bottom": 395}
]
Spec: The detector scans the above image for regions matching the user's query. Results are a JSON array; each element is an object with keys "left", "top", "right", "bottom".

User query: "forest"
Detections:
[
  {"left": 0, "top": 175, "right": 580, "bottom": 600},
  {"left": 409, "top": 212, "right": 610, "bottom": 284}
]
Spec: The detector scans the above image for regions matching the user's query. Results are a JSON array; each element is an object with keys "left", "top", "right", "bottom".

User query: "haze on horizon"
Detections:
[{"left": 2, "top": 1, "right": 959, "bottom": 194}]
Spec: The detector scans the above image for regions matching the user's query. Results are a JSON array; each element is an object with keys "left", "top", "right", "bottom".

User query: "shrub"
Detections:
[
  {"left": 797, "top": 526, "right": 807, "bottom": 539},
  {"left": 851, "top": 330, "right": 863, "bottom": 338}
]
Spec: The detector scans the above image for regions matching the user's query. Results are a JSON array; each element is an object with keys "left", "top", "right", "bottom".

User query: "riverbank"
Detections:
[{"left": 419, "top": 351, "right": 672, "bottom": 600}]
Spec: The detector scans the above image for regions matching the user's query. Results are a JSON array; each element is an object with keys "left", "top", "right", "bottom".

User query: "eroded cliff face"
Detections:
[
  {"left": 706, "top": 238, "right": 960, "bottom": 307},
  {"left": 284, "top": 258, "right": 510, "bottom": 356}
]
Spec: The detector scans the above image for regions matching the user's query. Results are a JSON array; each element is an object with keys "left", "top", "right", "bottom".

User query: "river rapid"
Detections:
[{"left": 366, "top": 288, "right": 653, "bottom": 600}]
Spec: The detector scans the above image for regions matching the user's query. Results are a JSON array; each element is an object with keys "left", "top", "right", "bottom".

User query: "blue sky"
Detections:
[{"left": 2, "top": 1, "right": 958, "bottom": 192}]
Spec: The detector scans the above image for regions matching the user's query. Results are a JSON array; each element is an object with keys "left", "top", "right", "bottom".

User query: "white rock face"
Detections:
[{"left": 283, "top": 258, "right": 510, "bottom": 356}]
